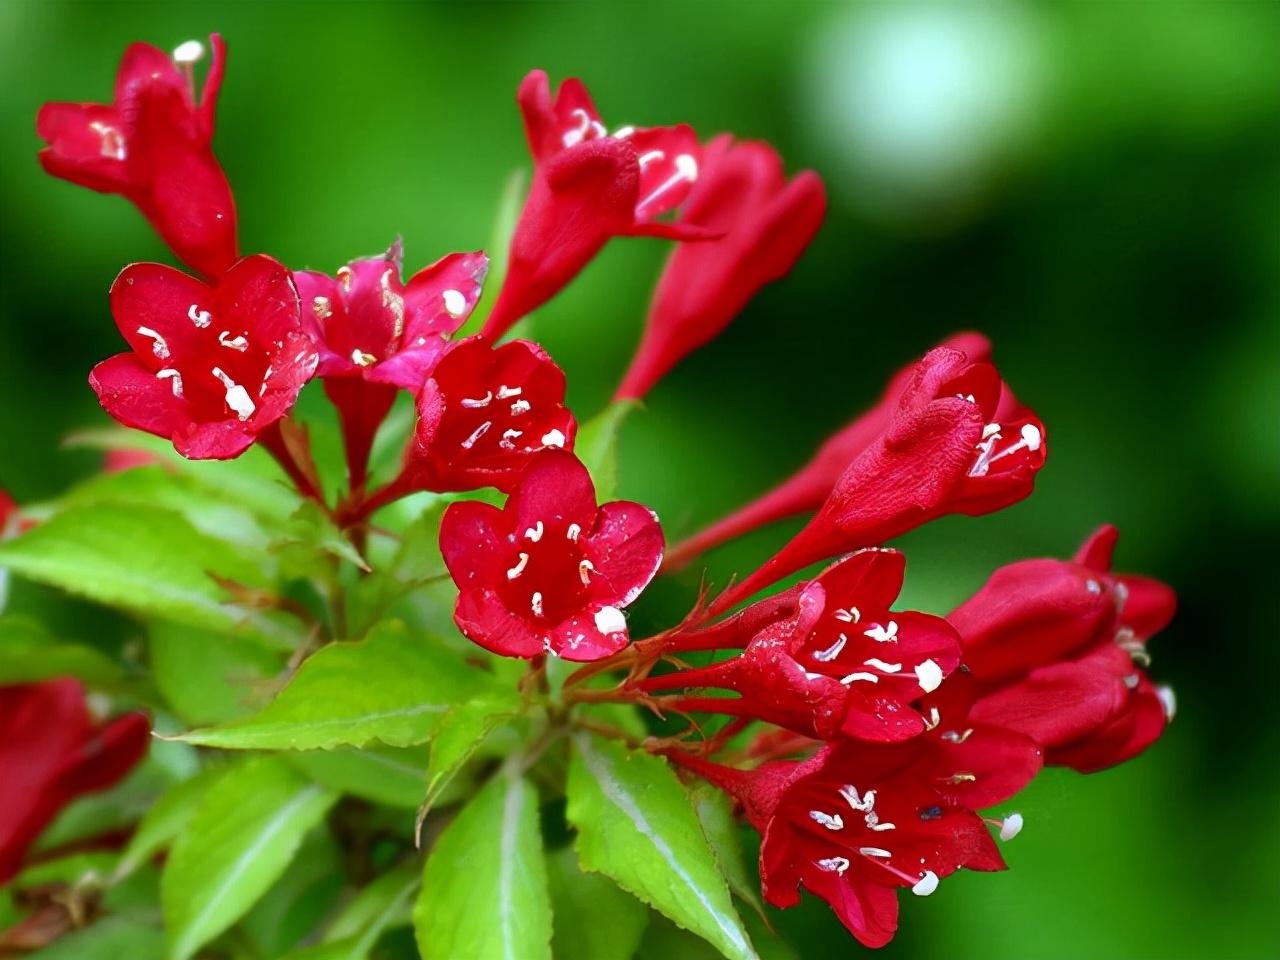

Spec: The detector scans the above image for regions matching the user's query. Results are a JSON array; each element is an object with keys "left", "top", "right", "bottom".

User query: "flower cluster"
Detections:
[{"left": 34, "top": 35, "right": 1175, "bottom": 950}]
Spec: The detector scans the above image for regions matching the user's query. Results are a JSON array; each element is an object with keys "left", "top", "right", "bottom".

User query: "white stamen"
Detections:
[
  {"left": 506, "top": 552, "right": 529, "bottom": 580},
  {"left": 499, "top": 428, "right": 523, "bottom": 450},
  {"left": 312, "top": 296, "right": 332, "bottom": 320},
  {"left": 637, "top": 149, "right": 665, "bottom": 168},
  {"left": 924, "top": 707, "right": 941, "bottom": 730},
  {"left": 813, "top": 633, "right": 847, "bottom": 662},
  {"left": 817, "top": 856, "right": 850, "bottom": 875},
  {"left": 911, "top": 871, "right": 939, "bottom": 896},
  {"left": 809, "top": 810, "right": 844, "bottom": 830},
  {"left": 635, "top": 153, "right": 699, "bottom": 214},
  {"left": 157, "top": 368, "right": 183, "bottom": 397},
  {"left": 531, "top": 592, "right": 544, "bottom": 617},
  {"left": 859, "top": 847, "right": 892, "bottom": 858},
  {"left": 442, "top": 289, "right": 466, "bottom": 317},
  {"left": 833, "top": 607, "right": 861, "bottom": 623},
  {"left": 524, "top": 521, "right": 544, "bottom": 542},
  {"left": 211, "top": 366, "right": 255, "bottom": 421},
  {"left": 870, "top": 821, "right": 897, "bottom": 832},
  {"left": 612, "top": 125, "right": 636, "bottom": 139},
  {"left": 941, "top": 728, "right": 974, "bottom": 744},
  {"left": 999, "top": 813, "right": 1023, "bottom": 842},
  {"left": 510, "top": 399, "right": 532, "bottom": 415},
  {"left": 1123, "top": 673, "right": 1140, "bottom": 689},
  {"left": 982, "top": 422, "right": 1002, "bottom": 440},
  {"left": 971, "top": 422, "right": 1043, "bottom": 477},
  {"left": 840, "top": 785, "right": 875, "bottom": 812},
  {"left": 579, "top": 559, "right": 594, "bottom": 585},
  {"left": 594, "top": 606, "right": 627, "bottom": 635},
  {"left": 864, "top": 621, "right": 899, "bottom": 643},
  {"left": 173, "top": 39, "right": 205, "bottom": 64},
  {"left": 136, "top": 326, "right": 170, "bottom": 359},
  {"left": 497, "top": 385, "right": 523, "bottom": 399},
  {"left": 541, "top": 428, "right": 566, "bottom": 448},
  {"left": 188, "top": 304, "right": 212, "bottom": 328},
  {"left": 461, "top": 420, "right": 491, "bottom": 449},
  {"left": 461, "top": 391, "right": 492, "bottom": 409},
  {"left": 1085, "top": 579, "right": 1102, "bottom": 594},
  {"left": 915, "top": 659, "right": 944, "bottom": 693},
  {"left": 1156, "top": 685, "right": 1176, "bottom": 720},
  {"left": 840, "top": 672, "right": 879, "bottom": 685},
  {"left": 566, "top": 523, "right": 581, "bottom": 542},
  {"left": 219, "top": 331, "right": 248, "bottom": 352},
  {"left": 864, "top": 658, "right": 902, "bottom": 673}
]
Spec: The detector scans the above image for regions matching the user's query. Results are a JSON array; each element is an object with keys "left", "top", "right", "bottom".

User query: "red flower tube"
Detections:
[
  {"left": 708, "top": 346, "right": 1046, "bottom": 613},
  {"left": 439, "top": 450, "right": 663, "bottom": 661},
  {"left": 89, "top": 255, "right": 317, "bottom": 460},
  {"left": 0, "top": 680, "right": 150, "bottom": 884},
  {"left": 613, "top": 135, "right": 826, "bottom": 400},
  {"left": 37, "top": 36, "right": 237, "bottom": 279},
  {"left": 482, "top": 70, "right": 716, "bottom": 340}
]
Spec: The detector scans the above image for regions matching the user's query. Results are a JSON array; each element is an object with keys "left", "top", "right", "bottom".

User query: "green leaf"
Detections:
[
  {"left": 289, "top": 745, "right": 429, "bottom": 808},
  {"left": 240, "top": 829, "right": 346, "bottom": 959},
  {"left": 276, "top": 501, "right": 371, "bottom": 573},
  {"left": 114, "top": 767, "right": 224, "bottom": 881},
  {"left": 574, "top": 400, "right": 639, "bottom": 501},
  {"left": 162, "top": 756, "right": 337, "bottom": 960},
  {"left": 150, "top": 621, "right": 284, "bottom": 725},
  {"left": 691, "top": 784, "right": 767, "bottom": 922},
  {"left": 27, "top": 917, "right": 164, "bottom": 960},
  {"left": 0, "top": 503, "right": 274, "bottom": 634},
  {"left": 414, "top": 768, "right": 551, "bottom": 960},
  {"left": 176, "top": 622, "right": 487, "bottom": 750},
  {"left": 421, "top": 697, "right": 519, "bottom": 818},
  {"left": 547, "top": 847, "right": 649, "bottom": 960},
  {"left": 285, "top": 863, "right": 420, "bottom": 960},
  {"left": 566, "top": 734, "right": 757, "bottom": 960},
  {"left": 0, "top": 615, "right": 124, "bottom": 686}
]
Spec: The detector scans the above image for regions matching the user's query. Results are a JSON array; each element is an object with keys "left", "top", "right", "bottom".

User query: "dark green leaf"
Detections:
[
  {"left": 26, "top": 917, "right": 164, "bottom": 960},
  {"left": 0, "top": 615, "right": 124, "bottom": 686},
  {"left": 547, "top": 847, "right": 648, "bottom": 960}
]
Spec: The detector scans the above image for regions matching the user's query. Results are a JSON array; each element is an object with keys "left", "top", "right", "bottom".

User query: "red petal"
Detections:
[
  {"left": 507, "top": 451, "right": 597, "bottom": 538},
  {"left": 439, "top": 499, "right": 510, "bottom": 589},
  {"left": 547, "top": 608, "right": 630, "bottom": 662},
  {"left": 89, "top": 353, "right": 184, "bottom": 440},
  {"left": 582, "top": 501, "right": 664, "bottom": 606},
  {"left": 453, "top": 587, "right": 545, "bottom": 659},
  {"left": 969, "top": 660, "right": 1126, "bottom": 749}
]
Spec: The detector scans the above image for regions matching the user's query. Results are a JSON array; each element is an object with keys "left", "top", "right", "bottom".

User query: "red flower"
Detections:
[
  {"left": 482, "top": 70, "right": 716, "bottom": 340},
  {"left": 439, "top": 450, "right": 663, "bottom": 661},
  {"left": 665, "top": 332, "right": 1013, "bottom": 570},
  {"left": 0, "top": 680, "right": 150, "bottom": 884},
  {"left": 644, "top": 550, "right": 962, "bottom": 742},
  {"left": 365, "top": 336, "right": 576, "bottom": 502},
  {"left": 37, "top": 36, "right": 237, "bottom": 279},
  {"left": 954, "top": 526, "right": 1176, "bottom": 772},
  {"left": 614, "top": 135, "right": 826, "bottom": 400},
  {"left": 294, "top": 242, "right": 487, "bottom": 486},
  {"left": 90, "top": 255, "right": 317, "bottom": 460},
  {"left": 709, "top": 345, "right": 1046, "bottom": 613},
  {"left": 672, "top": 735, "right": 1025, "bottom": 949}
]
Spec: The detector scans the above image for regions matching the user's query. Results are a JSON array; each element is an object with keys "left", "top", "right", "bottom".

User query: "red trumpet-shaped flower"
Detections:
[
  {"left": 614, "top": 135, "right": 826, "bottom": 400},
  {"left": 90, "top": 255, "right": 317, "bottom": 460},
  {"left": 672, "top": 731, "right": 1032, "bottom": 949},
  {"left": 294, "top": 242, "right": 487, "bottom": 487},
  {"left": 482, "top": 70, "right": 715, "bottom": 340},
  {"left": 665, "top": 333, "right": 1020, "bottom": 570},
  {"left": 37, "top": 36, "right": 237, "bottom": 279},
  {"left": 365, "top": 337, "right": 575, "bottom": 503},
  {"left": 439, "top": 450, "right": 663, "bottom": 661},
  {"left": 709, "top": 346, "right": 1046, "bottom": 613},
  {"left": 0, "top": 680, "right": 150, "bottom": 884},
  {"left": 954, "top": 526, "right": 1176, "bottom": 772},
  {"left": 644, "top": 550, "right": 961, "bottom": 742}
]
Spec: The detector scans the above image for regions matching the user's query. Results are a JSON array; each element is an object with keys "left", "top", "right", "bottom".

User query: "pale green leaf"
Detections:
[
  {"left": 150, "top": 621, "right": 284, "bottom": 725},
  {"left": 574, "top": 400, "right": 639, "bottom": 501},
  {"left": 547, "top": 847, "right": 649, "bottom": 960},
  {"left": 566, "top": 733, "right": 757, "bottom": 960},
  {"left": 421, "top": 697, "right": 519, "bottom": 817},
  {"left": 691, "top": 784, "right": 767, "bottom": 922},
  {"left": 176, "top": 622, "right": 487, "bottom": 750},
  {"left": 291, "top": 862, "right": 420, "bottom": 960},
  {"left": 415, "top": 769, "right": 551, "bottom": 960},
  {"left": 0, "top": 615, "right": 124, "bottom": 686},
  {"left": 162, "top": 757, "right": 337, "bottom": 960},
  {"left": 114, "top": 767, "right": 224, "bottom": 881}
]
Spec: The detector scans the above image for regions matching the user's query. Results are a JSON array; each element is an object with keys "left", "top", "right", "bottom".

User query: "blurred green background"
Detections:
[{"left": 2, "top": 1, "right": 1277, "bottom": 957}]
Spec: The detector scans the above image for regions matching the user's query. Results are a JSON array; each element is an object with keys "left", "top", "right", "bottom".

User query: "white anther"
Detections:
[
  {"left": 864, "top": 658, "right": 902, "bottom": 673},
  {"left": 531, "top": 592, "right": 544, "bottom": 617},
  {"left": 674, "top": 154, "right": 698, "bottom": 179},
  {"left": 461, "top": 420, "right": 491, "bottom": 449},
  {"left": 999, "top": 813, "right": 1023, "bottom": 842},
  {"left": 219, "top": 331, "right": 248, "bottom": 352},
  {"left": 594, "top": 606, "right": 627, "bottom": 635},
  {"left": 941, "top": 728, "right": 974, "bottom": 744},
  {"left": 188, "top": 304, "right": 212, "bottom": 328},
  {"left": 524, "top": 521, "right": 544, "bottom": 542},
  {"left": 442, "top": 289, "right": 466, "bottom": 317},
  {"left": 136, "top": 326, "right": 170, "bottom": 359},
  {"left": 840, "top": 672, "right": 879, "bottom": 685},
  {"left": 864, "top": 621, "right": 899, "bottom": 643},
  {"left": 499, "top": 428, "right": 523, "bottom": 450},
  {"left": 211, "top": 366, "right": 255, "bottom": 421},
  {"left": 579, "top": 559, "right": 594, "bottom": 585},
  {"left": 817, "top": 856, "right": 850, "bottom": 875},
  {"left": 173, "top": 39, "right": 205, "bottom": 64},
  {"left": 541, "top": 428, "right": 566, "bottom": 448},
  {"left": 506, "top": 552, "right": 529, "bottom": 580},
  {"left": 911, "top": 871, "right": 939, "bottom": 896},
  {"left": 915, "top": 659, "right": 943, "bottom": 693},
  {"left": 510, "top": 399, "right": 532, "bottom": 415},
  {"left": 337, "top": 266, "right": 353, "bottom": 292},
  {"left": 637, "top": 149, "right": 665, "bottom": 168},
  {"left": 1020, "top": 423, "right": 1043, "bottom": 451},
  {"left": 809, "top": 811, "right": 844, "bottom": 831},
  {"left": 982, "top": 422, "right": 1002, "bottom": 440},
  {"left": 1123, "top": 673, "right": 1140, "bottom": 689},
  {"left": 157, "top": 368, "right": 183, "bottom": 397},
  {"left": 833, "top": 607, "right": 861, "bottom": 624},
  {"left": 312, "top": 296, "right": 332, "bottom": 320},
  {"left": 1156, "top": 685, "right": 1176, "bottom": 720},
  {"left": 461, "top": 391, "right": 492, "bottom": 409},
  {"left": 566, "top": 523, "right": 581, "bottom": 542},
  {"left": 1085, "top": 579, "right": 1102, "bottom": 594},
  {"left": 870, "top": 821, "right": 897, "bottom": 832},
  {"left": 924, "top": 707, "right": 941, "bottom": 730},
  {"left": 496, "top": 385, "right": 523, "bottom": 399},
  {"left": 840, "top": 785, "right": 875, "bottom": 812},
  {"left": 859, "top": 847, "right": 892, "bottom": 858},
  {"left": 812, "top": 633, "right": 847, "bottom": 662},
  {"left": 613, "top": 125, "right": 636, "bottom": 139}
]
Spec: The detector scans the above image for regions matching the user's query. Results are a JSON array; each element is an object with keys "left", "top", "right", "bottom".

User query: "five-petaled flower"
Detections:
[
  {"left": 954, "top": 525, "right": 1176, "bottom": 772},
  {"left": 90, "top": 255, "right": 318, "bottom": 459},
  {"left": 482, "top": 69, "right": 716, "bottom": 340},
  {"left": 439, "top": 450, "right": 663, "bottom": 661},
  {"left": 37, "top": 36, "right": 237, "bottom": 278},
  {"left": 365, "top": 336, "right": 576, "bottom": 502},
  {"left": 644, "top": 549, "right": 962, "bottom": 742},
  {"left": 0, "top": 680, "right": 150, "bottom": 884},
  {"left": 615, "top": 135, "right": 826, "bottom": 400},
  {"left": 294, "top": 241, "right": 487, "bottom": 486}
]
